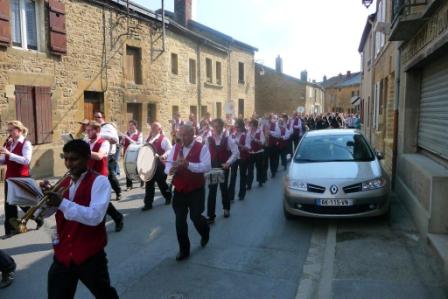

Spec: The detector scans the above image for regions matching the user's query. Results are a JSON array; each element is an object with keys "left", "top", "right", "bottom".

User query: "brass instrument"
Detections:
[{"left": 9, "top": 171, "right": 72, "bottom": 233}]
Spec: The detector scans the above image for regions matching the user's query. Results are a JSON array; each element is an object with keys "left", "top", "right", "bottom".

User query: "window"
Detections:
[
  {"left": 147, "top": 103, "right": 156, "bottom": 125},
  {"left": 126, "top": 46, "right": 142, "bottom": 84},
  {"left": 352, "top": 91, "right": 355, "bottom": 97},
  {"left": 189, "top": 59, "right": 196, "bottom": 84},
  {"left": 216, "top": 102, "right": 222, "bottom": 118},
  {"left": 206, "top": 58, "right": 212, "bottom": 83},
  {"left": 11, "top": 0, "right": 39, "bottom": 50},
  {"left": 171, "top": 53, "right": 178, "bottom": 75},
  {"left": 172, "top": 105, "right": 179, "bottom": 119},
  {"left": 190, "top": 105, "right": 197, "bottom": 117},
  {"left": 238, "top": 62, "right": 245, "bottom": 84},
  {"left": 84, "top": 91, "right": 104, "bottom": 120},
  {"left": 238, "top": 99, "right": 244, "bottom": 117},
  {"left": 375, "top": 0, "right": 386, "bottom": 57},
  {"left": 201, "top": 106, "right": 207, "bottom": 118},
  {"left": 216, "top": 61, "right": 222, "bottom": 85},
  {"left": 15, "top": 85, "right": 52, "bottom": 144}
]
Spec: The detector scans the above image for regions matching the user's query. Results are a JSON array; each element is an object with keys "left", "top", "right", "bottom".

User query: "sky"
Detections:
[{"left": 133, "top": 0, "right": 377, "bottom": 82}]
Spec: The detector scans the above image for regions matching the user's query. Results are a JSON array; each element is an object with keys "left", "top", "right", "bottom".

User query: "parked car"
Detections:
[{"left": 283, "top": 129, "right": 389, "bottom": 219}]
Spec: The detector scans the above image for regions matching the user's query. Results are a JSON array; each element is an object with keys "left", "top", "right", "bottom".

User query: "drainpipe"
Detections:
[
  {"left": 197, "top": 44, "right": 202, "bottom": 118},
  {"left": 227, "top": 48, "right": 232, "bottom": 117},
  {"left": 392, "top": 45, "right": 401, "bottom": 189}
]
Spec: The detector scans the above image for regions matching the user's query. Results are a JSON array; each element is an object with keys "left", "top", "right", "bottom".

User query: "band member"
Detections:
[
  {"left": 122, "top": 120, "right": 143, "bottom": 190},
  {"left": 278, "top": 115, "right": 292, "bottom": 170},
  {"left": 196, "top": 119, "right": 212, "bottom": 144},
  {"left": 207, "top": 118, "right": 239, "bottom": 222},
  {"left": 94, "top": 111, "right": 122, "bottom": 201},
  {"left": 170, "top": 112, "right": 184, "bottom": 144},
  {"left": 229, "top": 119, "right": 250, "bottom": 201},
  {"left": 1, "top": 121, "right": 42, "bottom": 238},
  {"left": 45, "top": 139, "right": 118, "bottom": 299},
  {"left": 142, "top": 122, "right": 172, "bottom": 211},
  {"left": 86, "top": 122, "right": 124, "bottom": 233},
  {"left": 291, "top": 112, "right": 305, "bottom": 150},
  {"left": 0, "top": 249, "right": 16, "bottom": 288},
  {"left": 189, "top": 113, "right": 200, "bottom": 135},
  {"left": 261, "top": 115, "right": 271, "bottom": 182},
  {"left": 165, "top": 124, "right": 211, "bottom": 261},
  {"left": 267, "top": 115, "right": 281, "bottom": 178},
  {"left": 247, "top": 119, "right": 266, "bottom": 188},
  {"left": 75, "top": 119, "right": 89, "bottom": 140}
]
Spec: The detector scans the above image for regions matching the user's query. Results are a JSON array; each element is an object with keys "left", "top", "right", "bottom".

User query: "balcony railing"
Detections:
[{"left": 392, "top": 0, "right": 428, "bottom": 25}]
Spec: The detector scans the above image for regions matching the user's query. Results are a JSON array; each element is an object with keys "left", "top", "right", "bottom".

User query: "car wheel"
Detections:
[{"left": 283, "top": 205, "right": 295, "bottom": 220}]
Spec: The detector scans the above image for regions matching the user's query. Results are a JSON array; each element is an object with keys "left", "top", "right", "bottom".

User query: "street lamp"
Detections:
[{"left": 362, "top": 0, "right": 373, "bottom": 8}]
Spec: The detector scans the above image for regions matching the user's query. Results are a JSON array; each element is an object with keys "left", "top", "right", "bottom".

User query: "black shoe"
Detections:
[
  {"left": 1, "top": 231, "right": 17, "bottom": 240},
  {"left": 258, "top": 182, "right": 263, "bottom": 187},
  {"left": 238, "top": 196, "right": 244, "bottom": 201},
  {"left": 0, "top": 269, "right": 15, "bottom": 289},
  {"left": 206, "top": 217, "right": 215, "bottom": 224},
  {"left": 223, "top": 210, "right": 230, "bottom": 218},
  {"left": 247, "top": 186, "right": 252, "bottom": 191},
  {"left": 175, "top": 251, "right": 190, "bottom": 261},
  {"left": 141, "top": 205, "right": 153, "bottom": 211},
  {"left": 35, "top": 217, "right": 44, "bottom": 230},
  {"left": 271, "top": 173, "right": 276, "bottom": 178},
  {"left": 114, "top": 194, "right": 122, "bottom": 201},
  {"left": 165, "top": 192, "right": 172, "bottom": 205},
  {"left": 201, "top": 235, "right": 209, "bottom": 248},
  {"left": 115, "top": 219, "right": 124, "bottom": 232}
]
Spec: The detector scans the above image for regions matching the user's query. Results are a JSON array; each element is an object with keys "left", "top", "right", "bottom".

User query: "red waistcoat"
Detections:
[
  {"left": 172, "top": 142, "right": 205, "bottom": 193},
  {"left": 4, "top": 139, "right": 30, "bottom": 179},
  {"left": 124, "top": 131, "right": 141, "bottom": 152},
  {"left": 208, "top": 136, "right": 231, "bottom": 165},
  {"left": 87, "top": 138, "right": 108, "bottom": 176},
  {"left": 54, "top": 171, "right": 107, "bottom": 267},
  {"left": 250, "top": 131, "right": 263, "bottom": 153},
  {"left": 238, "top": 134, "right": 249, "bottom": 160},
  {"left": 151, "top": 134, "right": 166, "bottom": 156},
  {"left": 268, "top": 122, "right": 279, "bottom": 147},
  {"left": 277, "top": 127, "right": 288, "bottom": 149}
]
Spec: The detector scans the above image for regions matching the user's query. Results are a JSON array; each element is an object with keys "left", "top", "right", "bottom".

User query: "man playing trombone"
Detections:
[{"left": 45, "top": 139, "right": 118, "bottom": 299}]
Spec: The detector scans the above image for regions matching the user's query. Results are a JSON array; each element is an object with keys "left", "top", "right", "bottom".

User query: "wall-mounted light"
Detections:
[{"left": 362, "top": 0, "right": 373, "bottom": 8}]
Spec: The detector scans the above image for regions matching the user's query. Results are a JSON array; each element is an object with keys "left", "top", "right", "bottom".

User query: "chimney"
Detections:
[
  {"left": 323, "top": 75, "right": 327, "bottom": 82},
  {"left": 174, "top": 0, "right": 192, "bottom": 26},
  {"left": 275, "top": 55, "right": 283, "bottom": 73},
  {"left": 300, "top": 70, "right": 308, "bottom": 82},
  {"left": 346, "top": 70, "right": 351, "bottom": 78}
]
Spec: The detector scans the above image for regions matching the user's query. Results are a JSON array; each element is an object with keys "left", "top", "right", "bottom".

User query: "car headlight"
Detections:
[
  {"left": 285, "top": 177, "right": 307, "bottom": 191},
  {"left": 362, "top": 178, "right": 386, "bottom": 191}
]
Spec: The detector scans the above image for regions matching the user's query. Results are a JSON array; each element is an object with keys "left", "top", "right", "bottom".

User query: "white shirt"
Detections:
[
  {"left": 268, "top": 122, "right": 281, "bottom": 138},
  {"left": 148, "top": 133, "right": 172, "bottom": 153},
  {"left": 234, "top": 132, "right": 251, "bottom": 154},
  {"left": 89, "top": 137, "right": 110, "bottom": 155},
  {"left": 100, "top": 123, "right": 119, "bottom": 155},
  {"left": 164, "top": 142, "right": 211, "bottom": 174},
  {"left": 207, "top": 132, "right": 239, "bottom": 165},
  {"left": 123, "top": 130, "right": 143, "bottom": 146},
  {"left": 0, "top": 135, "right": 32, "bottom": 166},
  {"left": 248, "top": 129, "right": 265, "bottom": 153},
  {"left": 279, "top": 125, "right": 293, "bottom": 140},
  {"left": 58, "top": 172, "right": 111, "bottom": 226}
]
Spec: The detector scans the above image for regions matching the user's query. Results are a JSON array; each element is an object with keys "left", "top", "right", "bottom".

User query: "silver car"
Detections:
[{"left": 283, "top": 129, "right": 389, "bottom": 219}]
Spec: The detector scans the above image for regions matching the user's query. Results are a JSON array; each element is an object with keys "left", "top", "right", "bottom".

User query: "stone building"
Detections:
[
  {"left": 321, "top": 72, "right": 361, "bottom": 114},
  {"left": 254, "top": 56, "right": 307, "bottom": 116},
  {"left": 305, "top": 81, "right": 324, "bottom": 114},
  {"left": 0, "top": 0, "right": 257, "bottom": 180}
]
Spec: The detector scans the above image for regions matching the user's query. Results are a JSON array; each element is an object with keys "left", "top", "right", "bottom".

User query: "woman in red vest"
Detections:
[
  {"left": 45, "top": 139, "right": 118, "bottom": 298},
  {"left": 122, "top": 120, "right": 143, "bottom": 190},
  {"left": 0, "top": 121, "right": 42, "bottom": 237},
  {"left": 247, "top": 119, "right": 266, "bottom": 188},
  {"left": 228, "top": 119, "right": 250, "bottom": 201}
]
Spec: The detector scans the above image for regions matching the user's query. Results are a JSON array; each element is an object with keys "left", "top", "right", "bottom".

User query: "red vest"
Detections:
[
  {"left": 4, "top": 139, "right": 30, "bottom": 179},
  {"left": 277, "top": 127, "right": 288, "bottom": 149},
  {"left": 150, "top": 134, "right": 166, "bottom": 156},
  {"left": 208, "top": 136, "right": 231, "bottom": 165},
  {"left": 238, "top": 134, "right": 249, "bottom": 160},
  {"left": 87, "top": 138, "right": 108, "bottom": 176},
  {"left": 268, "top": 122, "right": 279, "bottom": 147},
  {"left": 172, "top": 142, "right": 205, "bottom": 193},
  {"left": 54, "top": 171, "right": 107, "bottom": 267},
  {"left": 124, "top": 131, "right": 141, "bottom": 152},
  {"left": 250, "top": 131, "right": 263, "bottom": 153}
]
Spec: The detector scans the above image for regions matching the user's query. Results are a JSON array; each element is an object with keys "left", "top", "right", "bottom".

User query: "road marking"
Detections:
[{"left": 295, "top": 223, "right": 337, "bottom": 299}]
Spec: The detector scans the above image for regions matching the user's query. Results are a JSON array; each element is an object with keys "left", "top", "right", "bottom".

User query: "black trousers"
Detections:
[
  {"left": 228, "top": 162, "right": 238, "bottom": 201},
  {"left": 231, "top": 159, "right": 248, "bottom": 199},
  {"left": 172, "top": 187, "right": 209, "bottom": 254},
  {"left": 207, "top": 168, "right": 230, "bottom": 218},
  {"left": 144, "top": 162, "right": 171, "bottom": 207},
  {"left": 292, "top": 133, "right": 302, "bottom": 152},
  {"left": 107, "top": 156, "right": 121, "bottom": 197},
  {"left": 279, "top": 146, "right": 288, "bottom": 169},
  {"left": 3, "top": 181, "right": 30, "bottom": 235},
  {"left": 47, "top": 251, "right": 118, "bottom": 299},
  {"left": 0, "top": 249, "right": 15, "bottom": 273},
  {"left": 268, "top": 146, "right": 279, "bottom": 176},
  {"left": 247, "top": 152, "right": 265, "bottom": 188},
  {"left": 106, "top": 203, "right": 122, "bottom": 224}
]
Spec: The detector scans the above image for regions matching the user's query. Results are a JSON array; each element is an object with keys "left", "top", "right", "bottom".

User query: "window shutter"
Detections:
[
  {"left": 0, "top": 0, "right": 11, "bottom": 46},
  {"left": 15, "top": 86, "right": 36, "bottom": 144},
  {"left": 35, "top": 87, "right": 53, "bottom": 144},
  {"left": 48, "top": 0, "right": 67, "bottom": 54}
]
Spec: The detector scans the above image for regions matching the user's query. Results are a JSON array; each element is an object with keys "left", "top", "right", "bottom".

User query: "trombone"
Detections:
[{"left": 9, "top": 171, "right": 72, "bottom": 234}]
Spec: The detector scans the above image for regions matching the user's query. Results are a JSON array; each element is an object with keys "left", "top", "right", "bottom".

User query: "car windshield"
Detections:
[{"left": 294, "top": 133, "right": 375, "bottom": 162}]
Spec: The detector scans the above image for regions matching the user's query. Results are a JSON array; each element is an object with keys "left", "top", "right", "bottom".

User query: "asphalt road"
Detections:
[{"left": 0, "top": 171, "right": 314, "bottom": 299}]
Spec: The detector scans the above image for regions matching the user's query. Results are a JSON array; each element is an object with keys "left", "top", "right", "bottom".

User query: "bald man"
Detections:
[{"left": 142, "top": 122, "right": 173, "bottom": 210}]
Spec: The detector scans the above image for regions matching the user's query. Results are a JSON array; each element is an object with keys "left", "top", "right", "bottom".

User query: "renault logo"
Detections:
[{"left": 330, "top": 185, "right": 338, "bottom": 194}]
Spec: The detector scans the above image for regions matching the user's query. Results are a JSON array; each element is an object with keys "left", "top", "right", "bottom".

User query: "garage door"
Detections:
[{"left": 418, "top": 56, "right": 448, "bottom": 159}]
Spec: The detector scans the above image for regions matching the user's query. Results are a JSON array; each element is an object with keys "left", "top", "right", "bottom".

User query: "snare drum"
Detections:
[
  {"left": 124, "top": 144, "right": 157, "bottom": 182},
  {"left": 205, "top": 168, "right": 225, "bottom": 185}
]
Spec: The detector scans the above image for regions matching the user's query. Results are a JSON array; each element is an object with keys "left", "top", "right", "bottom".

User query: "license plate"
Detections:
[{"left": 317, "top": 199, "right": 353, "bottom": 206}]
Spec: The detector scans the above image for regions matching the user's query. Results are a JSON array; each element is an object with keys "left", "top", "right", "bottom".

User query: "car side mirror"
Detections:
[{"left": 376, "top": 151, "right": 384, "bottom": 160}]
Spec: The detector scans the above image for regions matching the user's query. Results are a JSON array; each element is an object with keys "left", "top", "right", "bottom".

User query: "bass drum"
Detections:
[{"left": 124, "top": 144, "right": 157, "bottom": 182}]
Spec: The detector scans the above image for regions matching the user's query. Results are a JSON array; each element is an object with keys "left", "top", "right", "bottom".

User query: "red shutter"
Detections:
[
  {"left": 35, "top": 87, "right": 53, "bottom": 144},
  {"left": 15, "top": 86, "right": 36, "bottom": 145},
  {"left": 48, "top": 0, "right": 67, "bottom": 54},
  {"left": 0, "top": 0, "right": 10, "bottom": 46}
]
